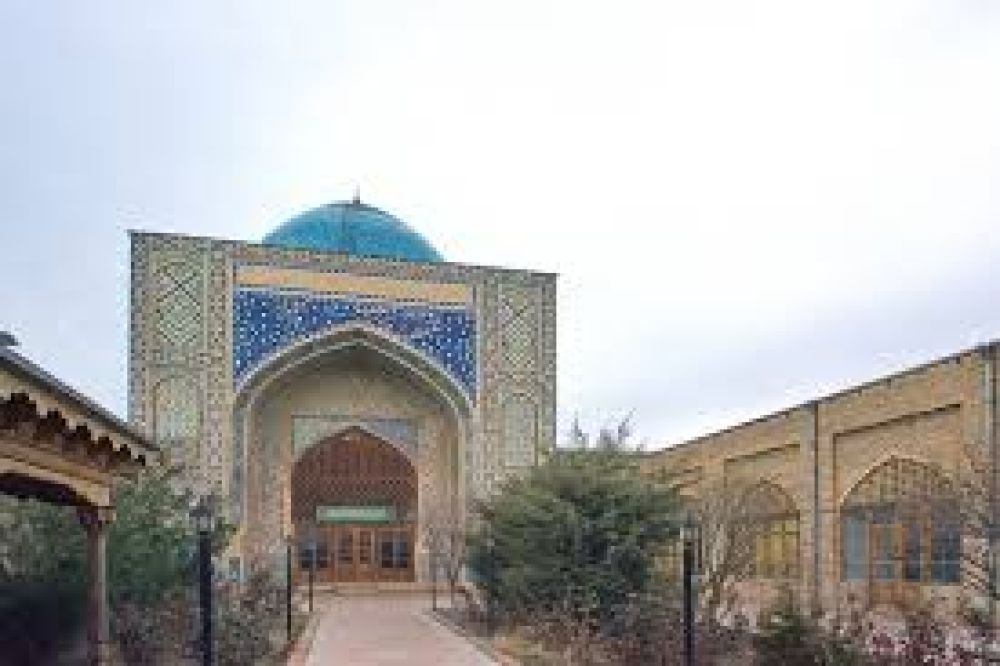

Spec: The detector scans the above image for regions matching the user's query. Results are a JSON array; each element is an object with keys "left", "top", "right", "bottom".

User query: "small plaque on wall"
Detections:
[{"left": 316, "top": 505, "right": 397, "bottom": 523}]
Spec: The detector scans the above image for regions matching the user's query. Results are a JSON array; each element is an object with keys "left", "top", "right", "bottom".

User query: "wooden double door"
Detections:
[{"left": 296, "top": 524, "right": 414, "bottom": 584}]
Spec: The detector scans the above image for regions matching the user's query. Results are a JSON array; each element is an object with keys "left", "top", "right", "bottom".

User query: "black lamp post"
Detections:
[
  {"left": 681, "top": 512, "right": 696, "bottom": 666},
  {"left": 485, "top": 532, "right": 496, "bottom": 638},
  {"left": 190, "top": 498, "right": 215, "bottom": 666},
  {"left": 308, "top": 526, "right": 316, "bottom": 614},
  {"left": 431, "top": 543, "right": 439, "bottom": 612},
  {"left": 285, "top": 535, "right": 293, "bottom": 645}
]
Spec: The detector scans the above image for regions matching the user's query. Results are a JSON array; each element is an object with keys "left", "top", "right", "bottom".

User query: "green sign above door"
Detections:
[{"left": 316, "top": 505, "right": 397, "bottom": 524}]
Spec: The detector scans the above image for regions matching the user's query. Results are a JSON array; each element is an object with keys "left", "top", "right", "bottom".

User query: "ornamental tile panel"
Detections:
[
  {"left": 503, "top": 393, "right": 537, "bottom": 468},
  {"left": 233, "top": 288, "right": 477, "bottom": 395},
  {"left": 153, "top": 374, "right": 201, "bottom": 468},
  {"left": 291, "top": 415, "right": 418, "bottom": 462}
]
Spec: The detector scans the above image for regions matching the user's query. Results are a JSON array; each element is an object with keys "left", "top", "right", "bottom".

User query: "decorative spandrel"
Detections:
[{"left": 233, "top": 288, "right": 476, "bottom": 395}]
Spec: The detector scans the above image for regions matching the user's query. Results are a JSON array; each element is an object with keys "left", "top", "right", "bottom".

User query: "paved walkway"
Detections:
[{"left": 304, "top": 594, "right": 495, "bottom": 666}]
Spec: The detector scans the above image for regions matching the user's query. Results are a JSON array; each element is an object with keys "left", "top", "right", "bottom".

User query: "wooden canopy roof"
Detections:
[{"left": 0, "top": 345, "right": 157, "bottom": 508}]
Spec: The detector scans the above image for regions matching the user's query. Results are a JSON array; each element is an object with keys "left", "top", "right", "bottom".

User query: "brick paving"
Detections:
[{"left": 304, "top": 594, "right": 495, "bottom": 665}]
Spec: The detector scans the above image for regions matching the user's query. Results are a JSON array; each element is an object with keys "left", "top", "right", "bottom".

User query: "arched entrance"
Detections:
[
  {"left": 291, "top": 426, "right": 417, "bottom": 583},
  {"left": 232, "top": 324, "right": 472, "bottom": 582}
]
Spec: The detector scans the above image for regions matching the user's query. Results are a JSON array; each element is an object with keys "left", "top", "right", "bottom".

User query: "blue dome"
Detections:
[{"left": 262, "top": 200, "right": 443, "bottom": 262}]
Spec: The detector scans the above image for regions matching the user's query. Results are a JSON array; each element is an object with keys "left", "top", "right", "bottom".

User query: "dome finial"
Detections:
[{"left": 351, "top": 185, "right": 361, "bottom": 206}]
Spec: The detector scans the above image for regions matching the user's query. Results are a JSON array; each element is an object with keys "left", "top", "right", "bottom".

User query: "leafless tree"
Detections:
[
  {"left": 685, "top": 477, "right": 760, "bottom": 622},
  {"left": 955, "top": 448, "right": 998, "bottom": 638},
  {"left": 567, "top": 413, "right": 638, "bottom": 451},
  {"left": 443, "top": 516, "right": 466, "bottom": 607},
  {"left": 649, "top": 466, "right": 761, "bottom": 623},
  {"left": 422, "top": 511, "right": 445, "bottom": 611},
  {"left": 423, "top": 500, "right": 467, "bottom": 609}
]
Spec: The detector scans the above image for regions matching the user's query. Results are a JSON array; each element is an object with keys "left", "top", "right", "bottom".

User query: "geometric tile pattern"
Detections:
[
  {"left": 499, "top": 282, "right": 539, "bottom": 376},
  {"left": 153, "top": 257, "right": 204, "bottom": 350},
  {"left": 503, "top": 394, "right": 537, "bottom": 468},
  {"left": 153, "top": 373, "right": 201, "bottom": 468},
  {"left": 233, "top": 288, "right": 476, "bottom": 396},
  {"left": 137, "top": 240, "right": 210, "bottom": 488},
  {"left": 468, "top": 276, "right": 550, "bottom": 497},
  {"left": 499, "top": 282, "right": 540, "bottom": 471}
]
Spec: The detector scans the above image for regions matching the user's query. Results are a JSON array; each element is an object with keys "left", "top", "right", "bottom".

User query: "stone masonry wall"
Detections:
[{"left": 647, "top": 345, "right": 995, "bottom": 620}]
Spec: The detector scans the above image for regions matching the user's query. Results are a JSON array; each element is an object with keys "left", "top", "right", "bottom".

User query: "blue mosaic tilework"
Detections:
[
  {"left": 263, "top": 201, "right": 443, "bottom": 263},
  {"left": 233, "top": 289, "right": 476, "bottom": 394}
]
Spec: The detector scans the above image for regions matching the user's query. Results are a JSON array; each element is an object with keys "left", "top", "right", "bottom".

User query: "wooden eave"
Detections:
[{"left": 0, "top": 348, "right": 158, "bottom": 506}]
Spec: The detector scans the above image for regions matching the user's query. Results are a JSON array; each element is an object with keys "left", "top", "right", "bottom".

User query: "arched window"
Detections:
[
  {"left": 746, "top": 482, "right": 800, "bottom": 579},
  {"left": 658, "top": 483, "right": 798, "bottom": 582},
  {"left": 840, "top": 458, "right": 960, "bottom": 591}
]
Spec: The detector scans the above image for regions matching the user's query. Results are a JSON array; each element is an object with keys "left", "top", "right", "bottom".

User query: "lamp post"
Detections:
[
  {"left": 681, "top": 512, "right": 696, "bottom": 666},
  {"left": 190, "top": 498, "right": 215, "bottom": 666},
  {"left": 431, "top": 542, "right": 439, "bottom": 612},
  {"left": 484, "top": 532, "right": 496, "bottom": 639},
  {"left": 286, "top": 535, "right": 293, "bottom": 645},
  {"left": 308, "top": 526, "right": 316, "bottom": 614}
]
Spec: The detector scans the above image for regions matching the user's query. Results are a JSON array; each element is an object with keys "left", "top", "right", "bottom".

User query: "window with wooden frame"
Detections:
[
  {"left": 840, "top": 458, "right": 960, "bottom": 587},
  {"left": 746, "top": 482, "right": 800, "bottom": 580}
]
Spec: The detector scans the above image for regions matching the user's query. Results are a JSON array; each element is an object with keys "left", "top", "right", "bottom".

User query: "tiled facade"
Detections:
[
  {"left": 232, "top": 288, "right": 476, "bottom": 392},
  {"left": 646, "top": 343, "right": 1000, "bottom": 620},
  {"left": 129, "top": 230, "right": 557, "bottom": 574}
]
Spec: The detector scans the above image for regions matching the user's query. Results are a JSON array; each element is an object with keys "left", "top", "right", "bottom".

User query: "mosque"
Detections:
[
  {"left": 128, "top": 195, "right": 996, "bottom": 618},
  {"left": 128, "top": 197, "right": 557, "bottom": 584}
]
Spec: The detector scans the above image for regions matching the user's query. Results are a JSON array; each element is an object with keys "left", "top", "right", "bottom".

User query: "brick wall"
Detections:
[{"left": 646, "top": 344, "right": 996, "bottom": 620}]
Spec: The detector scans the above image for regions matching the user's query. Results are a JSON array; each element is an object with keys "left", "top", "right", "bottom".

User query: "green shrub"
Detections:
[
  {"left": 0, "top": 466, "right": 235, "bottom": 663},
  {"left": 467, "top": 448, "right": 677, "bottom": 629}
]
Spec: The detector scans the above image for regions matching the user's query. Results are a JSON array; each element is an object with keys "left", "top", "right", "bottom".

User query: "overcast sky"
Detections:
[{"left": 1, "top": 1, "right": 998, "bottom": 448}]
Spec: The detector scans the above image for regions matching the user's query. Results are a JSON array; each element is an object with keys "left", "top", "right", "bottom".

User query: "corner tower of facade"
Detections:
[{"left": 128, "top": 201, "right": 557, "bottom": 581}]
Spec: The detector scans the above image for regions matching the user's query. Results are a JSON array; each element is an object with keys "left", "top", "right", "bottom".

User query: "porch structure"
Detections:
[{"left": 0, "top": 340, "right": 156, "bottom": 665}]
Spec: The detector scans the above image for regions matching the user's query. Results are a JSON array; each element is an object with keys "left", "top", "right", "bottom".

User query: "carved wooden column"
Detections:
[{"left": 79, "top": 505, "right": 115, "bottom": 666}]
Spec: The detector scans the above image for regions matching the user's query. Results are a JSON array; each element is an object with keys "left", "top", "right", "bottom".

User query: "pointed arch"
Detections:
[
  {"left": 235, "top": 322, "right": 472, "bottom": 423},
  {"left": 839, "top": 456, "right": 960, "bottom": 598},
  {"left": 744, "top": 480, "right": 798, "bottom": 518},
  {"left": 744, "top": 480, "right": 800, "bottom": 580},
  {"left": 290, "top": 426, "right": 417, "bottom": 524},
  {"left": 841, "top": 456, "right": 956, "bottom": 513},
  {"left": 292, "top": 419, "right": 418, "bottom": 465},
  {"left": 231, "top": 322, "right": 470, "bottom": 571}
]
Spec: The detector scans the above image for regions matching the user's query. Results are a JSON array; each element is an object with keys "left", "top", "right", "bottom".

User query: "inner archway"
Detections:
[
  {"left": 291, "top": 427, "right": 417, "bottom": 582},
  {"left": 234, "top": 325, "right": 469, "bottom": 583}
]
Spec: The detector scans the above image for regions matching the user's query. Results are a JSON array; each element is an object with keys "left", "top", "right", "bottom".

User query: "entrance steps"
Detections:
[{"left": 306, "top": 581, "right": 446, "bottom": 595}]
